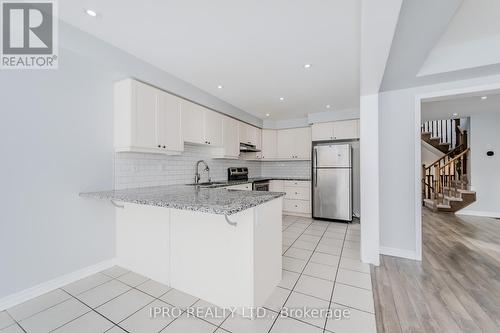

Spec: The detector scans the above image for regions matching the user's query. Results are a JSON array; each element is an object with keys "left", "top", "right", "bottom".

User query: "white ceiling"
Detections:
[
  {"left": 422, "top": 89, "right": 500, "bottom": 121},
  {"left": 419, "top": 0, "right": 500, "bottom": 76},
  {"left": 58, "top": 0, "right": 361, "bottom": 120}
]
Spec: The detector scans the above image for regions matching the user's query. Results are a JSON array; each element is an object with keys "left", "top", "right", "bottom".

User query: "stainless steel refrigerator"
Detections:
[{"left": 312, "top": 143, "right": 352, "bottom": 221}]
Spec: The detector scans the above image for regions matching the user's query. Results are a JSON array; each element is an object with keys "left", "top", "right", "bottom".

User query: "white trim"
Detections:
[
  {"left": 414, "top": 81, "right": 500, "bottom": 264},
  {"left": 414, "top": 97, "right": 422, "bottom": 261},
  {"left": 0, "top": 258, "right": 117, "bottom": 311},
  {"left": 456, "top": 210, "right": 500, "bottom": 218},
  {"left": 380, "top": 246, "right": 417, "bottom": 260}
]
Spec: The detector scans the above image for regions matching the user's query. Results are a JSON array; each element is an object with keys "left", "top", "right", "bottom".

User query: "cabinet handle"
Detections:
[
  {"left": 163, "top": 146, "right": 166, "bottom": 149},
  {"left": 157, "top": 145, "right": 161, "bottom": 148}
]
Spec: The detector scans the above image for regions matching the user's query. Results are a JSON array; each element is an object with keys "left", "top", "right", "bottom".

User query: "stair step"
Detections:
[
  {"left": 444, "top": 195, "right": 463, "bottom": 202},
  {"left": 438, "top": 142, "right": 450, "bottom": 147},
  {"left": 437, "top": 203, "right": 452, "bottom": 209},
  {"left": 457, "top": 189, "right": 475, "bottom": 195}
]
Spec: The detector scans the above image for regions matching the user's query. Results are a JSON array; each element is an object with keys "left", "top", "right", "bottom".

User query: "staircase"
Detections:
[{"left": 421, "top": 119, "right": 476, "bottom": 213}]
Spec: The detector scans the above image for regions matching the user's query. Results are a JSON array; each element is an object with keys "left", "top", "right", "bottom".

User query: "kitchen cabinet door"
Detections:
[
  {"left": 312, "top": 122, "right": 334, "bottom": 141},
  {"left": 157, "top": 91, "right": 183, "bottom": 152},
  {"left": 238, "top": 122, "right": 247, "bottom": 144},
  {"left": 246, "top": 125, "right": 259, "bottom": 146},
  {"left": 333, "top": 120, "right": 359, "bottom": 140},
  {"left": 204, "top": 109, "right": 223, "bottom": 146},
  {"left": 261, "top": 129, "right": 277, "bottom": 159},
  {"left": 294, "top": 127, "right": 312, "bottom": 159},
  {"left": 277, "top": 129, "right": 295, "bottom": 159},
  {"left": 222, "top": 116, "right": 239, "bottom": 158},
  {"left": 133, "top": 80, "right": 158, "bottom": 149},
  {"left": 181, "top": 101, "right": 205, "bottom": 144}
]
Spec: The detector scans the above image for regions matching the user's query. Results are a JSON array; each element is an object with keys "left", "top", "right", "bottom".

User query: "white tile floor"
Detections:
[{"left": 0, "top": 215, "right": 375, "bottom": 333}]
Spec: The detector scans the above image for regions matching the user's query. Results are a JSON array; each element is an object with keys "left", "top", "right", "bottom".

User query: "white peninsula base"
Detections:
[{"left": 115, "top": 197, "right": 283, "bottom": 311}]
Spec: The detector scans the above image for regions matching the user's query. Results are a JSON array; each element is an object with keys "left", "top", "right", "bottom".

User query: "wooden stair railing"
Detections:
[
  {"left": 421, "top": 121, "right": 469, "bottom": 205},
  {"left": 421, "top": 118, "right": 462, "bottom": 150}
]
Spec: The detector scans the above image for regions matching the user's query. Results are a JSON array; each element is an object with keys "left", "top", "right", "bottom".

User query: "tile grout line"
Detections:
[
  {"left": 266, "top": 218, "right": 317, "bottom": 332},
  {"left": 323, "top": 221, "right": 356, "bottom": 333},
  {"left": 268, "top": 218, "right": 339, "bottom": 332}
]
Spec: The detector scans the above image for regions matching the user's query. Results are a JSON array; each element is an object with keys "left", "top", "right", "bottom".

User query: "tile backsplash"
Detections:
[
  {"left": 114, "top": 145, "right": 311, "bottom": 189},
  {"left": 260, "top": 161, "right": 311, "bottom": 179}
]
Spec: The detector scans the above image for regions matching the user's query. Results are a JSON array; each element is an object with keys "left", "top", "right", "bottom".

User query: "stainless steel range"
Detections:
[{"left": 227, "top": 167, "right": 269, "bottom": 191}]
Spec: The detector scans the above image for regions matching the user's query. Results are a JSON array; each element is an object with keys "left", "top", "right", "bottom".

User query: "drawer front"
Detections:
[
  {"left": 283, "top": 199, "right": 311, "bottom": 214},
  {"left": 283, "top": 180, "right": 310, "bottom": 188},
  {"left": 284, "top": 186, "right": 311, "bottom": 200},
  {"left": 225, "top": 183, "right": 252, "bottom": 191}
]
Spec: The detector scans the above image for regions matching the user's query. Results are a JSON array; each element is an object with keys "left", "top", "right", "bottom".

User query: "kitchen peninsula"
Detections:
[{"left": 80, "top": 185, "right": 284, "bottom": 311}]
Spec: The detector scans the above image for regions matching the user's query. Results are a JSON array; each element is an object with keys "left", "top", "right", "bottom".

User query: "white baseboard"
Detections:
[
  {"left": 0, "top": 258, "right": 117, "bottom": 311},
  {"left": 380, "top": 246, "right": 418, "bottom": 260},
  {"left": 456, "top": 210, "right": 500, "bottom": 219}
]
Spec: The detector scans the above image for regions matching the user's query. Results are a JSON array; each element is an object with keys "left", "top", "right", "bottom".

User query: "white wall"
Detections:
[
  {"left": 0, "top": 22, "right": 260, "bottom": 300},
  {"left": 378, "top": 74, "right": 500, "bottom": 259},
  {"left": 460, "top": 111, "right": 500, "bottom": 217},
  {"left": 421, "top": 141, "right": 444, "bottom": 166},
  {"left": 360, "top": 94, "right": 380, "bottom": 265}
]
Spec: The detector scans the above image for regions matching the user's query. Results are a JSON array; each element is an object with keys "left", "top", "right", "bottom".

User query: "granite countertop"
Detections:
[{"left": 80, "top": 185, "right": 286, "bottom": 215}]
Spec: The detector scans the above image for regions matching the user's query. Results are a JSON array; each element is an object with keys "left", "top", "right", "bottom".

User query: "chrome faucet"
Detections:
[{"left": 194, "top": 160, "right": 211, "bottom": 184}]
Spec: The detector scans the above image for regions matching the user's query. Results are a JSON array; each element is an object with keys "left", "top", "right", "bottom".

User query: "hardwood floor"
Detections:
[{"left": 372, "top": 208, "right": 500, "bottom": 333}]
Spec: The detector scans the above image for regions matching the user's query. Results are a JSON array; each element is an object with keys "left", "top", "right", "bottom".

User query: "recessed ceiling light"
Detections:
[
  {"left": 481, "top": 96, "right": 488, "bottom": 100},
  {"left": 279, "top": 97, "right": 285, "bottom": 101},
  {"left": 452, "top": 113, "right": 458, "bottom": 117},
  {"left": 325, "top": 104, "right": 331, "bottom": 109},
  {"left": 304, "top": 64, "right": 312, "bottom": 69},
  {"left": 85, "top": 9, "right": 97, "bottom": 17},
  {"left": 217, "top": 85, "right": 223, "bottom": 89},
  {"left": 265, "top": 113, "right": 270, "bottom": 117}
]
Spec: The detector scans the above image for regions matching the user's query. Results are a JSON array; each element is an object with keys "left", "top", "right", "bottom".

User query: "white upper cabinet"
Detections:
[
  {"left": 293, "top": 127, "right": 312, "bottom": 159},
  {"left": 181, "top": 101, "right": 205, "bottom": 145},
  {"left": 203, "top": 109, "right": 223, "bottom": 146},
  {"left": 132, "top": 80, "right": 157, "bottom": 149},
  {"left": 261, "top": 129, "right": 277, "bottom": 159},
  {"left": 312, "top": 120, "right": 359, "bottom": 141},
  {"left": 114, "top": 79, "right": 183, "bottom": 154},
  {"left": 238, "top": 122, "right": 260, "bottom": 146},
  {"left": 276, "top": 127, "right": 311, "bottom": 160},
  {"left": 214, "top": 116, "right": 239, "bottom": 159},
  {"left": 181, "top": 101, "right": 223, "bottom": 146},
  {"left": 333, "top": 119, "right": 359, "bottom": 140},
  {"left": 157, "top": 91, "right": 183, "bottom": 152},
  {"left": 311, "top": 122, "right": 334, "bottom": 141}
]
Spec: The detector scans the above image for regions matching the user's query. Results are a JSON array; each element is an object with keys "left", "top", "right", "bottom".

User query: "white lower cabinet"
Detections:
[
  {"left": 270, "top": 180, "right": 311, "bottom": 217},
  {"left": 283, "top": 199, "right": 311, "bottom": 215},
  {"left": 283, "top": 181, "right": 311, "bottom": 217},
  {"left": 225, "top": 183, "right": 252, "bottom": 191}
]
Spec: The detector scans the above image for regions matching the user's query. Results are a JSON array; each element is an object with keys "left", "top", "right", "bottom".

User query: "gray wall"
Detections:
[{"left": 0, "top": 22, "right": 261, "bottom": 299}]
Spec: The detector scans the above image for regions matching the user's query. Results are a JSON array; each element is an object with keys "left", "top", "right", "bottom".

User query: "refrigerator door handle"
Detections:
[
  {"left": 314, "top": 148, "right": 318, "bottom": 168},
  {"left": 314, "top": 169, "right": 318, "bottom": 187}
]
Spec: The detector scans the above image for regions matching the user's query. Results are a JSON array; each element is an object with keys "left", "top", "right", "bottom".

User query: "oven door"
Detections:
[{"left": 253, "top": 182, "right": 269, "bottom": 191}]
